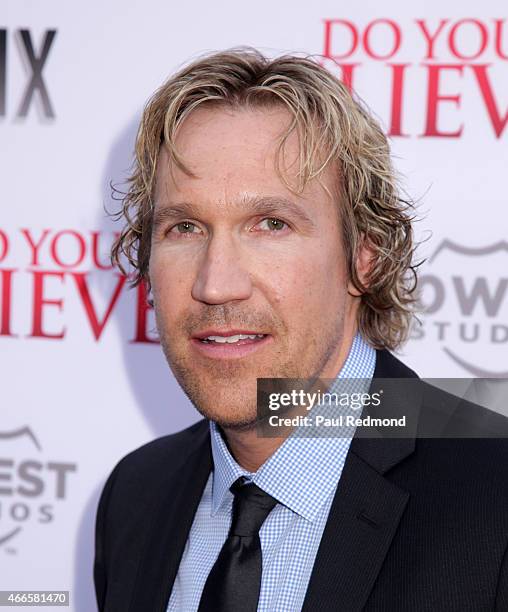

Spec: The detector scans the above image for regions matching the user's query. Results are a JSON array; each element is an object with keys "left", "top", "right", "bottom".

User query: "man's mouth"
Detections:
[
  {"left": 191, "top": 330, "right": 272, "bottom": 358},
  {"left": 200, "top": 333, "right": 266, "bottom": 345}
]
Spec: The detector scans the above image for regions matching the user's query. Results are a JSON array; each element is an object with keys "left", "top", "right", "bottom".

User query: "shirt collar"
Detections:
[{"left": 209, "top": 332, "right": 376, "bottom": 521}]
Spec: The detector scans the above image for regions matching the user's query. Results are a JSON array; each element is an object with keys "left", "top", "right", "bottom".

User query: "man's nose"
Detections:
[{"left": 191, "top": 233, "right": 253, "bottom": 305}]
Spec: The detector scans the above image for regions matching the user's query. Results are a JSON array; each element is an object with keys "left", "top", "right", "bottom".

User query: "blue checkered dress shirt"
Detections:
[{"left": 167, "top": 332, "right": 376, "bottom": 611}]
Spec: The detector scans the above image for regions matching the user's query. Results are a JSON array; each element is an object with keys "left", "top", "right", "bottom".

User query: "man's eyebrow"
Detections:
[
  {"left": 151, "top": 196, "right": 316, "bottom": 232},
  {"left": 242, "top": 195, "right": 316, "bottom": 229},
  {"left": 151, "top": 202, "right": 202, "bottom": 233}
]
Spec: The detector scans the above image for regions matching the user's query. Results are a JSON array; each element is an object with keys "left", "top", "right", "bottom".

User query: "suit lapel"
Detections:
[
  {"left": 128, "top": 420, "right": 212, "bottom": 612},
  {"left": 302, "top": 349, "right": 421, "bottom": 611},
  {"left": 301, "top": 451, "right": 410, "bottom": 611}
]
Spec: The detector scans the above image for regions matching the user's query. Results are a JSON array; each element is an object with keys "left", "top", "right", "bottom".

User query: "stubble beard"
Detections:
[{"left": 156, "top": 310, "right": 346, "bottom": 432}]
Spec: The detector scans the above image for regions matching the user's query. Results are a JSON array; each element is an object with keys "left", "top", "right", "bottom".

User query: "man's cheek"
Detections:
[{"left": 152, "top": 264, "right": 189, "bottom": 300}]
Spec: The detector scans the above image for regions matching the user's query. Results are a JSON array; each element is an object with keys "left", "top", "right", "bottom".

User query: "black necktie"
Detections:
[{"left": 197, "top": 477, "right": 278, "bottom": 612}]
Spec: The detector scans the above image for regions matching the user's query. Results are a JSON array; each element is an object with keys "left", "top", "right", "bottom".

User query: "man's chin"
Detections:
[
  {"left": 195, "top": 403, "right": 261, "bottom": 432},
  {"left": 183, "top": 386, "right": 260, "bottom": 430}
]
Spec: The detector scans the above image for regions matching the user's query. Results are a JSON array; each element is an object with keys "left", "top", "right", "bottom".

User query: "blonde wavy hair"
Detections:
[{"left": 111, "top": 47, "right": 419, "bottom": 350}]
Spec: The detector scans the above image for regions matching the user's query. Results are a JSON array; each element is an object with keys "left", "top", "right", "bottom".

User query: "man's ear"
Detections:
[
  {"left": 347, "top": 237, "right": 375, "bottom": 298},
  {"left": 144, "top": 273, "right": 155, "bottom": 308}
]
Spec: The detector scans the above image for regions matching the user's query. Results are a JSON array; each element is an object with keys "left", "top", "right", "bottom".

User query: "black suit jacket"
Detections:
[{"left": 94, "top": 350, "right": 508, "bottom": 611}]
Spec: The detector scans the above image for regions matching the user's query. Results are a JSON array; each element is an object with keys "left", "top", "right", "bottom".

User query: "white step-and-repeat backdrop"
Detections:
[{"left": 1, "top": 1, "right": 507, "bottom": 609}]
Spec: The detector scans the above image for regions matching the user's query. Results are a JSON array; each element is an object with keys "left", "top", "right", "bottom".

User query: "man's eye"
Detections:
[
  {"left": 257, "top": 218, "right": 288, "bottom": 231},
  {"left": 169, "top": 221, "right": 200, "bottom": 235}
]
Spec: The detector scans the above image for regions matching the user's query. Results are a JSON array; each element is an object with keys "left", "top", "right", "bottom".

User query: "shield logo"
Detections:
[{"left": 413, "top": 239, "right": 508, "bottom": 377}]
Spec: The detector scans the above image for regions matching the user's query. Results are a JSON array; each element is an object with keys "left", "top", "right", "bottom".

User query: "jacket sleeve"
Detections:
[{"left": 93, "top": 462, "right": 121, "bottom": 612}]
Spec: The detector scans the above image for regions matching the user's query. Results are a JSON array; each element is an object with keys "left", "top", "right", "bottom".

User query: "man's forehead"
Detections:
[
  {"left": 153, "top": 105, "right": 340, "bottom": 210},
  {"left": 155, "top": 147, "right": 339, "bottom": 211},
  {"left": 155, "top": 107, "right": 293, "bottom": 176}
]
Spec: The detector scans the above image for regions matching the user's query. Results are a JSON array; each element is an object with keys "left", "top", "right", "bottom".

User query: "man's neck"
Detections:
[
  {"left": 220, "top": 329, "right": 357, "bottom": 472},
  {"left": 219, "top": 427, "right": 284, "bottom": 473}
]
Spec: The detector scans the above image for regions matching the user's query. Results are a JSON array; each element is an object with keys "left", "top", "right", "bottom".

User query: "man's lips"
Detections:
[
  {"left": 190, "top": 330, "right": 272, "bottom": 359},
  {"left": 192, "top": 329, "right": 267, "bottom": 340}
]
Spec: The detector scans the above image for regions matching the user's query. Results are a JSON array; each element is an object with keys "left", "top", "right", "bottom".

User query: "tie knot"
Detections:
[{"left": 229, "top": 478, "right": 278, "bottom": 537}]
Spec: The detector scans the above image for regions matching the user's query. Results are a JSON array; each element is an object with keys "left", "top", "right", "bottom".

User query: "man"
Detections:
[{"left": 94, "top": 48, "right": 508, "bottom": 611}]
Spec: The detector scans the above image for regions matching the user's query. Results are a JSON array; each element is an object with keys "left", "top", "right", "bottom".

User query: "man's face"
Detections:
[{"left": 149, "top": 105, "right": 360, "bottom": 430}]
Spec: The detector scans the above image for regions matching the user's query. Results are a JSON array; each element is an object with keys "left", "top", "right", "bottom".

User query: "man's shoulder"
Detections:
[
  {"left": 102, "top": 418, "right": 210, "bottom": 500},
  {"left": 379, "top": 349, "right": 508, "bottom": 441},
  {"left": 114, "top": 418, "right": 210, "bottom": 474},
  {"left": 394, "top": 375, "right": 508, "bottom": 497},
  {"left": 377, "top": 350, "right": 508, "bottom": 479}
]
